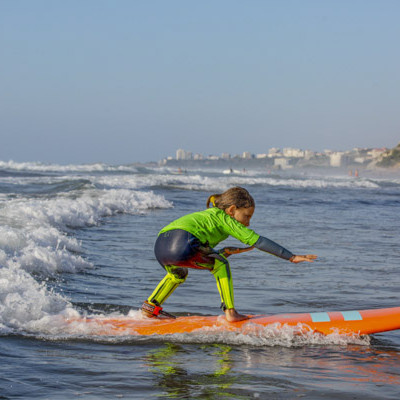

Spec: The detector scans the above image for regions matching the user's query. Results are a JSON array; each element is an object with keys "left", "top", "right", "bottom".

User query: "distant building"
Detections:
[
  {"left": 193, "top": 153, "right": 203, "bottom": 160},
  {"left": 221, "top": 153, "right": 231, "bottom": 160},
  {"left": 242, "top": 152, "right": 252, "bottom": 159},
  {"left": 304, "top": 150, "right": 315, "bottom": 160},
  {"left": 283, "top": 148, "right": 305, "bottom": 158},
  {"left": 176, "top": 149, "right": 184, "bottom": 160},
  {"left": 368, "top": 148, "right": 387, "bottom": 159},
  {"left": 330, "top": 152, "right": 345, "bottom": 167},
  {"left": 268, "top": 148, "right": 281, "bottom": 157},
  {"left": 176, "top": 149, "right": 192, "bottom": 160},
  {"left": 274, "top": 158, "right": 291, "bottom": 169}
]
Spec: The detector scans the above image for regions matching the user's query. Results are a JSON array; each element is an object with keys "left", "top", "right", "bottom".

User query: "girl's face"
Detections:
[{"left": 226, "top": 206, "right": 255, "bottom": 227}]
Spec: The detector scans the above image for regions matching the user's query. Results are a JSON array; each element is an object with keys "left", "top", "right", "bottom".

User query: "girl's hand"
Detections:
[{"left": 289, "top": 254, "right": 317, "bottom": 263}]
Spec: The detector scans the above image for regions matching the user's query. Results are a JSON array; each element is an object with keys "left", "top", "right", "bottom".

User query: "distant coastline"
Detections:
[{"left": 159, "top": 143, "right": 400, "bottom": 172}]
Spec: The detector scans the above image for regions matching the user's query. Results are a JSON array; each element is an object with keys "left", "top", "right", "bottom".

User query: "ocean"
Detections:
[{"left": 0, "top": 160, "right": 399, "bottom": 399}]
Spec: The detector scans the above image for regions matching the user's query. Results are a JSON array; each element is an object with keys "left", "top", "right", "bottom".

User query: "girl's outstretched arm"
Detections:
[
  {"left": 254, "top": 236, "right": 317, "bottom": 263},
  {"left": 289, "top": 255, "right": 318, "bottom": 263},
  {"left": 254, "top": 236, "right": 294, "bottom": 260}
]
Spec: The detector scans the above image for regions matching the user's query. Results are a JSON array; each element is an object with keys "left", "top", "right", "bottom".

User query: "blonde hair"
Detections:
[{"left": 206, "top": 187, "right": 255, "bottom": 210}]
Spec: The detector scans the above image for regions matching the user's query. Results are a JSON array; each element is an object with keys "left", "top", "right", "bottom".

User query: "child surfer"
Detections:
[{"left": 142, "top": 187, "right": 317, "bottom": 322}]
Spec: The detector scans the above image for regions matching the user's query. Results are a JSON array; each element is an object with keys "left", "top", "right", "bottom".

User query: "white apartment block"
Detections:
[
  {"left": 268, "top": 148, "right": 281, "bottom": 157},
  {"left": 283, "top": 148, "right": 305, "bottom": 158},
  {"left": 330, "top": 152, "right": 345, "bottom": 167},
  {"left": 274, "top": 158, "right": 291, "bottom": 169},
  {"left": 176, "top": 149, "right": 192, "bottom": 160},
  {"left": 242, "top": 152, "right": 252, "bottom": 159}
]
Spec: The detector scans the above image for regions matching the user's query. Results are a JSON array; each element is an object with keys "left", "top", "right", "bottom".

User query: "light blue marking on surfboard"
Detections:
[
  {"left": 341, "top": 311, "right": 362, "bottom": 321},
  {"left": 310, "top": 312, "right": 330, "bottom": 322}
]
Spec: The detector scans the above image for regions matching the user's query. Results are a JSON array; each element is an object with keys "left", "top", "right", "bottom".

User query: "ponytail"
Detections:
[{"left": 206, "top": 187, "right": 255, "bottom": 210}]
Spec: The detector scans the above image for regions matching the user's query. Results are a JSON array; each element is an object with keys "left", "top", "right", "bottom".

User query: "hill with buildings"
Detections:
[{"left": 376, "top": 142, "right": 400, "bottom": 168}]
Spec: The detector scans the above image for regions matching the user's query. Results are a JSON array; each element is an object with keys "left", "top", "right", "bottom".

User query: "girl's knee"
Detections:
[
  {"left": 211, "top": 257, "right": 231, "bottom": 279},
  {"left": 166, "top": 266, "right": 188, "bottom": 283}
]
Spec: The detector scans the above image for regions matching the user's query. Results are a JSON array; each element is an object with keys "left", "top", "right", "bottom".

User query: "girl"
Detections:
[{"left": 142, "top": 187, "right": 317, "bottom": 322}]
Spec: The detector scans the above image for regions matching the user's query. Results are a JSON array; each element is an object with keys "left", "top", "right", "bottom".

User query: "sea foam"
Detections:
[
  {"left": 0, "top": 187, "right": 172, "bottom": 334},
  {"left": 91, "top": 173, "right": 381, "bottom": 192},
  {"left": 21, "top": 309, "right": 371, "bottom": 347},
  {"left": 0, "top": 160, "right": 138, "bottom": 173}
]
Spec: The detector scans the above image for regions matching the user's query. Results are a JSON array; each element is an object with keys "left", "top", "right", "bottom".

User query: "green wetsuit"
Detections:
[
  {"left": 160, "top": 207, "right": 260, "bottom": 248},
  {"left": 147, "top": 208, "right": 292, "bottom": 312}
]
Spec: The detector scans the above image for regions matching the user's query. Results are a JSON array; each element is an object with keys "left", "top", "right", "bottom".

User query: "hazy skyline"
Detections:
[{"left": 1, "top": 1, "right": 399, "bottom": 165}]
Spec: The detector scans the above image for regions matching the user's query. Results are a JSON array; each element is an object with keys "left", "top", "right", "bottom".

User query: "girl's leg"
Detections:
[
  {"left": 146, "top": 266, "right": 188, "bottom": 306},
  {"left": 144, "top": 230, "right": 212, "bottom": 312},
  {"left": 211, "top": 255, "right": 234, "bottom": 310},
  {"left": 211, "top": 254, "right": 248, "bottom": 322}
]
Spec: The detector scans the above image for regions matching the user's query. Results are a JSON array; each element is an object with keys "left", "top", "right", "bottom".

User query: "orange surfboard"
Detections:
[{"left": 67, "top": 306, "right": 400, "bottom": 336}]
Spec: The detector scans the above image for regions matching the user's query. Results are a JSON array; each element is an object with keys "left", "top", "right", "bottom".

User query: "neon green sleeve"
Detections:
[{"left": 215, "top": 208, "right": 260, "bottom": 246}]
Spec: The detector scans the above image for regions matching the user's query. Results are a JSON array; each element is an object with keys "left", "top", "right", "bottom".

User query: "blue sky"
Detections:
[{"left": 1, "top": 0, "right": 399, "bottom": 164}]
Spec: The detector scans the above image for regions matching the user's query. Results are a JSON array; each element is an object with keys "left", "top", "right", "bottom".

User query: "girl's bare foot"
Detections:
[{"left": 224, "top": 308, "right": 249, "bottom": 322}]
